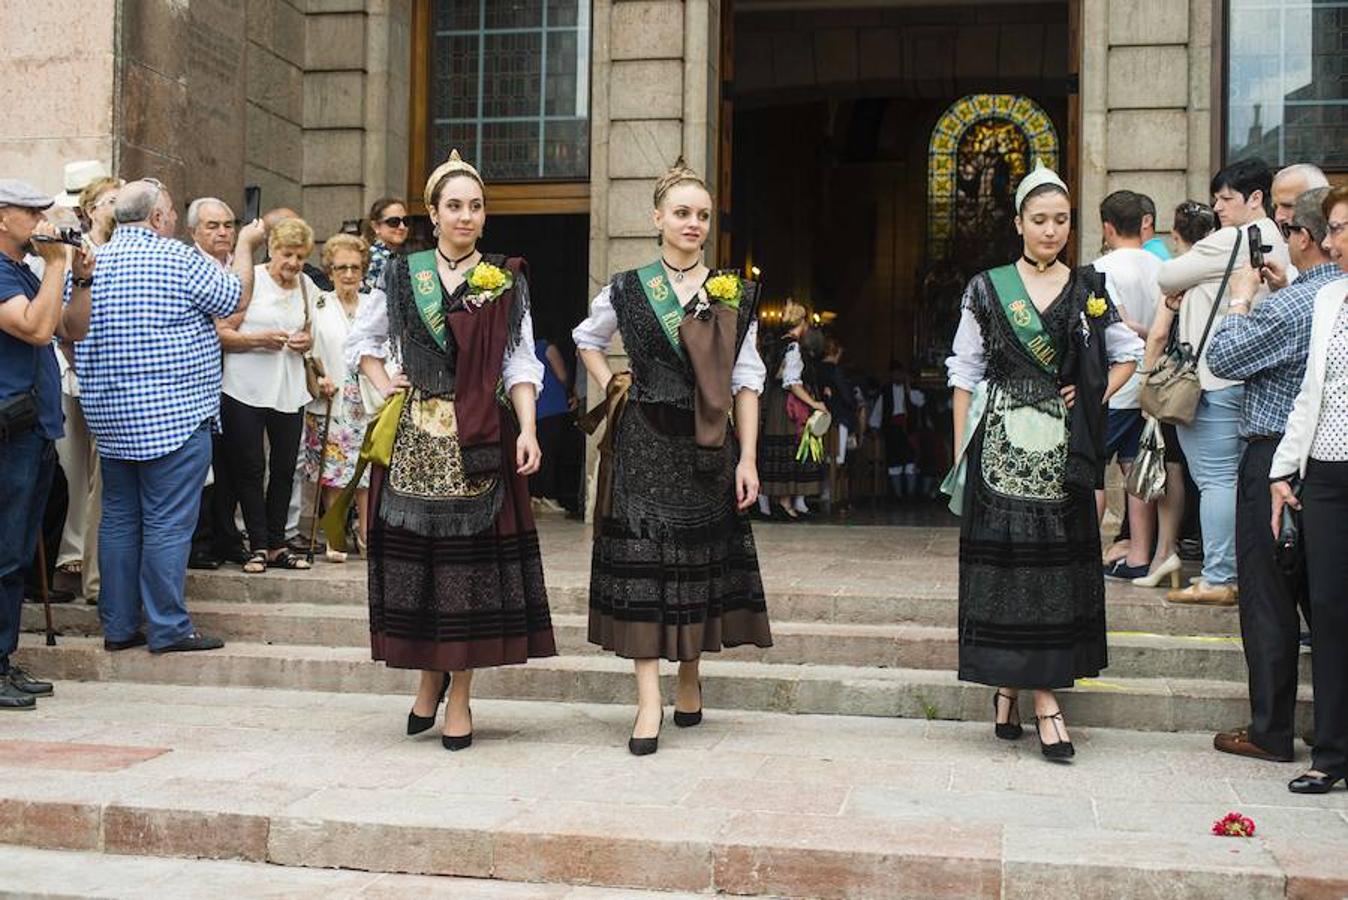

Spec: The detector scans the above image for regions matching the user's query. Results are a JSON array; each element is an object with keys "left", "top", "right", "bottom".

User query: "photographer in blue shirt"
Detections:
[{"left": 0, "top": 179, "right": 93, "bottom": 711}]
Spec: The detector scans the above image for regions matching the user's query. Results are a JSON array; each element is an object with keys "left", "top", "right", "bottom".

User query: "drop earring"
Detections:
[{"left": 433, "top": 223, "right": 441, "bottom": 238}]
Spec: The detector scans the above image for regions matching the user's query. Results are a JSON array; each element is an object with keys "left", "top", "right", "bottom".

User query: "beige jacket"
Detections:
[{"left": 1157, "top": 218, "right": 1291, "bottom": 392}]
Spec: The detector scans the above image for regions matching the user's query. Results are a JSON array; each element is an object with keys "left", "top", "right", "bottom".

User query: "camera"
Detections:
[
  {"left": 31, "top": 227, "right": 85, "bottom": 248},
  {"left": 1247, "top": 224, "right": 1270, "bottom": 270}
]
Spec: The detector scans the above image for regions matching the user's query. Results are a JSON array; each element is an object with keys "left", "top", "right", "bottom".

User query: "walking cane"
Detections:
[
  {"left": 307, "top": 397, "right": 334, "bottom": 565},
  {"left": 35, "top": 537, "right": 56, "bottom": 647}
]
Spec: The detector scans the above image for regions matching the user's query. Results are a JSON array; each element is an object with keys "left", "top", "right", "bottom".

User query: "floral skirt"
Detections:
[{"left": 303, "top": 380, "right": 371, "bottom": 490}]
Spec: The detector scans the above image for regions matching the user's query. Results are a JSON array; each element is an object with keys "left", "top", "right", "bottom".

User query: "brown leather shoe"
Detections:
[
  {"left": 1214, "top": 729, "right": 1293, "bottom": 762},
  {"left": 1166, "top": 580, "right": 1237, "bottom": 606}
]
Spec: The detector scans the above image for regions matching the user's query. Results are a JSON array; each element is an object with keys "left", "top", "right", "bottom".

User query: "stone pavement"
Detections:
[
  {"left": 7, "top": 516, "right": 1339, "bottom": 897},
  {"left": 1, "top": 683, "right": 1346, "bottom": 898}
]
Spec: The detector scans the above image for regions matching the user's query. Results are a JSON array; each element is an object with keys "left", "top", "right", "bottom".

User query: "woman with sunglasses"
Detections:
[
  {"left": 363, "top": 197, "right": 410, "bottom": 293},
  {"left": 303, "top": 233, "right": 377, "bottom": 561}
]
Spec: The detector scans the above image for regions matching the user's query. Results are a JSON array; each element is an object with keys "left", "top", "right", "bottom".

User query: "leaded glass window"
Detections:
[
  {"left": 432, "top": 0, "right": 591, "bottom": 181},
  {"left": 1226, "top": 1, "right": 1348, "bottom": 170}
]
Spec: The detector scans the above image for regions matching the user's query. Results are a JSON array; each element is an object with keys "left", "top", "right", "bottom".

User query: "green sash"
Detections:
[
  {"left": 637, "top": 260, "right": 686, "bottom": 359},
  {"left": 987, "top": 264, "right": 1059, "bottom": 373},
  {"left": 406, "top": 250, "right": 448, "bottom": 350}
]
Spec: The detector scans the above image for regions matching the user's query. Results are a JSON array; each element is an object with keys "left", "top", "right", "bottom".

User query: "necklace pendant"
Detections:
[{"left": 674, "top": 271, "right": 683, "bottom": 282}]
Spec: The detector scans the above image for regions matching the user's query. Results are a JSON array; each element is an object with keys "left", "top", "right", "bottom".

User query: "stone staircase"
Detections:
[{"left": 9, "top": 519, "right": 1326, "bottom": 898}]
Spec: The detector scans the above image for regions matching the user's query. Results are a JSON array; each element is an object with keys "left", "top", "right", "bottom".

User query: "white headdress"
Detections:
[{"left": 1014, "top": 161, "right": 1068, "bottom": 213}]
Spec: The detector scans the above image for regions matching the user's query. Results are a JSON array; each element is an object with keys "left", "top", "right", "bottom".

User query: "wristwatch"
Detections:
[{"left": 72, "top": 276, "right": 93, "bottom": 289}]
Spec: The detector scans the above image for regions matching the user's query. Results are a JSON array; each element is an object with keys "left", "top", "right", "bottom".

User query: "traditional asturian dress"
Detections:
[
  {"left": 945, "top": 266, "right": 1143, "bottom": 689},
  {"left": 344, "top": 252, "right": 557, "bottom": 670},
  {"left": 574, "top": 265, "right": 773, "bottom": 660},
  {"left": 758, "top": 337, "right": 824, "bottom": 498}
]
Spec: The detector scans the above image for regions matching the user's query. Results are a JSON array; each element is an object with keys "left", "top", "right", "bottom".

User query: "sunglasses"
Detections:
[
  {"left": 379, "top": 216, "right": 409, "bottom": 229},
  {"left": 330, "top": 263, "right": 363, "bottom": 273},
  {"left": 1279, "top": 221, "right": 1306, "bottom": 240}
]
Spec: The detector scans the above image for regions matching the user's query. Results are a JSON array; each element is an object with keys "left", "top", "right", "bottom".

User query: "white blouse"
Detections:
[
  {"left": 1310, "top": 304, "right": 1348, "bottom": 462},
  {"left": 572, "top": 283, "right": 767, "bottom": 395},
  {"left": 344, "top": 284, "right": 544, "bottom": 392},
  {"left": 945, "top": 306, "right": 1144, "bottom": 392},
  {"left": 221, "top": 265, "right": 315, "bottom": 412},
  {"left": 305, "top": 289, "right": 369, "bottom": 416}
]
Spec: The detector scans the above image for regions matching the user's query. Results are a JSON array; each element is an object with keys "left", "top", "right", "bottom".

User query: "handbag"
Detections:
[
  {"left": 0, "top": 348, "right": 40, "bottom": 442},
  {"left": 299, "top": 280, "right": 326, "bottom": 400},
  {"left": 1139, "top": 234, "right": 1242, "bottom": 426},
  {"left": 1124, "top": 417, "right": 1167, "bottom": 502}
]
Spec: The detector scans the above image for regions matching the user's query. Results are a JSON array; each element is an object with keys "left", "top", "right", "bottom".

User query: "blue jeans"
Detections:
[
  {"left": 0, "top": 432, "right": 56, "bottom": 674},
  {"left": 1176, "top": 386, "right": 1245, "bottom": 586},
  {"left": 98, "top": 426, "right": 211, "bottom": 650}
]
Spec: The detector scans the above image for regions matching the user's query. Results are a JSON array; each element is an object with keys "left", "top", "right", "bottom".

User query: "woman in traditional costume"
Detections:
[
  {"left": 944, "top": 163, "right": 1143, "bottom": 760},
  {"left": 757, "top": 302, "right": 828, "bottom": 519},
  {"left": 575, "top": 158, "right": 772, "bottom": 756},
  {"left": 346, "top": 150, "right": 556, "bottom": 751}
]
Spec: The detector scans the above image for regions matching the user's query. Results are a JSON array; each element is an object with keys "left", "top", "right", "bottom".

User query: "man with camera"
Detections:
[
  {"left": 68, "top": 179, "right": 264, "bottom": 655},
  {"left": 1203, "top": 185, "right": 1339, "bottom": 762},
  {"left": 0, "top": 179, "right": 94, "bottom": 710}
]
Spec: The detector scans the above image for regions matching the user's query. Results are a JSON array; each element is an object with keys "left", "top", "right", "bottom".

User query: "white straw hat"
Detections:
[{"left": 54, "top": 160, "right": 110, "bottom": 208}]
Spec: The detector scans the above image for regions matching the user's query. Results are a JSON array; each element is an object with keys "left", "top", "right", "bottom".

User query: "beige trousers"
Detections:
[{"left": 55, "top": 392, "right": 101, "bottom": 598}]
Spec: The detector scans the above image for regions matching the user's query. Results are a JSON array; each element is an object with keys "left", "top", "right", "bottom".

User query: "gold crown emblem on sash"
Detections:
[
  {"left": 414, "top": 269, "right": 436, "bottom": 294},
  {"left": 1008, "top": 299, "right": 1032, "bottom": 327},
  {"left": 647, "top": 275, "right": 669, "bottom": 302}
]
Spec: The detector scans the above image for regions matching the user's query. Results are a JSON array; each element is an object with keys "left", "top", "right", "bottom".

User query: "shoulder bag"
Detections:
[
  {"left": 0, "top": 347, "right": 39, "bottom": 442},
  {"left": 299, "top": 279, "right": 326, "bottom": 400},
  {"left": 1124, "top": 417, "right": 1167, "bottom": 502},
  {"left": 1139, "top": 234, "right": 1242, "bottom": 426}
]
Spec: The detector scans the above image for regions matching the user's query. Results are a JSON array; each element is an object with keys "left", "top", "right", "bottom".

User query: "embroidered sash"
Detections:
[
  {"left": 637, "top": 260, "right": 686, "bottom": 359},
  {"left": 988, "top": 264, "right": 1059, "bottom": 374},
  {"left": 405, "top": 250, "right": 448, "bottom": 351}
]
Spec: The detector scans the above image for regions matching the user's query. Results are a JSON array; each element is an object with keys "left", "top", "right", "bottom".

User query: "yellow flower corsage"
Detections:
[
  {"left": 464, "top": 262, "right": 513, "bottom": 307},
  {"left": 1085, "top": 294, "right": 1108, "bottom": 318},
  {"left": 705, "top": 272, "right": 743, "bottom": 310}
]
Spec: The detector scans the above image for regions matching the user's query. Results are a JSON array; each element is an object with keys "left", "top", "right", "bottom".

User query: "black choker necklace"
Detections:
[
  {"left": 438, "top": 247, "right": 477, "bottom": 270},
  {"left": 1022, "top": 254, "right": 1057, "bottom": 274},
  {"left": 662, "top": 257, "right": 699, "bottom": 282}
]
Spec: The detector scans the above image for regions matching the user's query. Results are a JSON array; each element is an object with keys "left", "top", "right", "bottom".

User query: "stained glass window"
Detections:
[
  {"left": 1226, "top": 1, "right": 1348, "bottom": 170},
  {"left": 431, "top": 0, "right": 591, "bottom": 182},
  {"left": 927, "top": 94, "right": 1059, "bottom": 262}
]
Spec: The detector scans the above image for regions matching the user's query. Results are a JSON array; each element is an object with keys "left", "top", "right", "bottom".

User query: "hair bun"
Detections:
[{"left": 654, "top": 156, "right": 707, "bottom": 208}]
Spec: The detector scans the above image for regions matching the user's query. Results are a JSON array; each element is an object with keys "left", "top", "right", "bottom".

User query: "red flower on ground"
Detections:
[{"left": 1211, "top": 812, "right": 1257, "bottom": 837}]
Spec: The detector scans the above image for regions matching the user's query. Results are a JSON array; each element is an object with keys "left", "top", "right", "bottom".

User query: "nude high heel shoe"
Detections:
[{"left": 1132, "top": 554, "right": 1181, "bottom": 589}]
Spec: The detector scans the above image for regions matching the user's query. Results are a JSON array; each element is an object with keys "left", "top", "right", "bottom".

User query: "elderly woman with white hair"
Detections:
[
  {"left": 217, "top": 217, "right": 316, "bottom": 573},
  {"left": 303, "top": 233, "right": 377, "bottom": 561}
]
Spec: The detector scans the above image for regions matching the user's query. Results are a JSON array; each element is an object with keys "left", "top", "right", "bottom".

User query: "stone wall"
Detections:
[
  {"left": 0, "top": 2, "right": 117, "bottom": 196},
  {"left": 1079, "top": 0, "right": 1216, "bottom": 258}
]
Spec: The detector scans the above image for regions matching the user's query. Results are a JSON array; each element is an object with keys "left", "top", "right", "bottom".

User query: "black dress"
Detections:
[
  {"left": 586, "top": 270, "right": 773, "bottom": 661},
  {"left": 956, "top": 269, "right": 1115, "bottom": 689}
]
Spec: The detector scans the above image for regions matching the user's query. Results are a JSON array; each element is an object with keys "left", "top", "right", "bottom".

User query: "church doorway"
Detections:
[{"left": 722, "top": 1, "right": 1078, "bottom": 384}]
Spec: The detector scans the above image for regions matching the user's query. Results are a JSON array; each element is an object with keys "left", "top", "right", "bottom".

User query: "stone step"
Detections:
[
  {"left": 179, "top": 566, "right": 1242, "bottom": 636},
  {"left": 23, "top": 602, "right": 1302, "bottom": 683},
  {"left": 13, "top": 635, "right": 1312, "bottom": 734},
  {"left": 0, "top": 683, "right": 1332, "bottom": 900},
  {"left": 0, "top": 845, "right": 717, "bottom": 899}
]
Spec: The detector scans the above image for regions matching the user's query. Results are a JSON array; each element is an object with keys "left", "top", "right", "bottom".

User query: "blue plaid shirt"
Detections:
[
  {"left": 1207, "top": 263, "right": 1343, "bottom": 438},
  {"left": 73, "top": 227, "right": 242, "bottom": 460}
]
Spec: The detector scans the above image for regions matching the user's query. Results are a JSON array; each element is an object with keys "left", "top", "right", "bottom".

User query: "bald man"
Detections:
[{"left": 1271, "top": 164, "right": 1330, "bottom": 227}]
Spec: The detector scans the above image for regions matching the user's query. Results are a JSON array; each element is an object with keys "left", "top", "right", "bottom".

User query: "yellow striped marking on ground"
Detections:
[
  {"left": 1076, "top": 678, "right": 1129, "bottom": 692},
  {"left": 1108, "top": 631, "right": 1243, "bottom": 645}
]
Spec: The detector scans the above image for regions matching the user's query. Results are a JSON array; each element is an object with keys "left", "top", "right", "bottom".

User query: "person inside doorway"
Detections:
[
  {"left": 758, "top": 301, "right": 827, "bottom": 519},
  {"left": 870, "top": 359, "right": 926, "bottom": 501}
]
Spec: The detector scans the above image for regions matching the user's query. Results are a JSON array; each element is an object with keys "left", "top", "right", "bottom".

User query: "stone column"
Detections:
[
  {"left": 1080, "top": 0, "right": 1207, "bottom": 254},
  {"left": 582, "top": 0, "right": 718, "bottom": 518},
  {"left": 0, "top": 1, "right": 117, "bottom": 195},
  {"left": 247, "top": 0, "right": 306, "bottom": 214}
]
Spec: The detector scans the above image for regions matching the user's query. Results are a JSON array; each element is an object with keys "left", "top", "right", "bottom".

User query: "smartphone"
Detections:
[
  {"left": 1247, "top": 224, "right": 1265, "bottom": 270},
  {"left": 243, "top": 185, "right": 261, "bottom": 224}
]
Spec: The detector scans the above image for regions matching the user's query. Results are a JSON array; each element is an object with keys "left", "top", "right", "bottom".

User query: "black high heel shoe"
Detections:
[
  {"left": 628, "top": 709, "right": 664, "bottom": 756},
  {"left": 674, "top": 680, "right": 703, "bottom": 728},
  {"left": 442, "top": 709, "right": 473, "bottom": 752},
  {"left": 1036, "top": 712, "right": 1075, "bottom": 761},
  {"left": 1288, "top": 771, "right": 1344, "bottom": 794},
  {"left": 406, "top": 672, "right": 451, "bottom": 736},
  {"left": 993, "top": 690, "right": 1023, "bottom": 740}
]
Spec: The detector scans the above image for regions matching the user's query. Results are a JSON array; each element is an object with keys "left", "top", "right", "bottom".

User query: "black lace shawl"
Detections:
[
  {"left": 609, "top": 268, "right": 760, "bottom": 409},
  {"left": 384, "top": 252, "right": 529, "bottom": 398}
]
